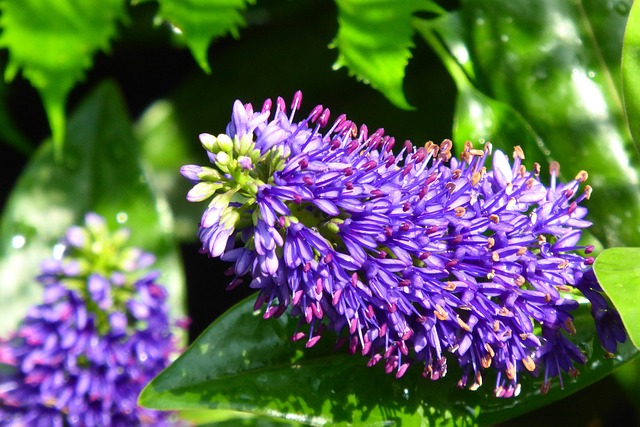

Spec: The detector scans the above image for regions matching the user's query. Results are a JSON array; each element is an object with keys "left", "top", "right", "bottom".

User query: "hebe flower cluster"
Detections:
[
  {"left": 0, "top": 214, "right": 182, "bottom": 426},
  {"left": 182, "top": 92, "right": 626, "bottom": 397}
]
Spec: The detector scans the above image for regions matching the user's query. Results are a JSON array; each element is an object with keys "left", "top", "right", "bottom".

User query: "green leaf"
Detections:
[
  {"left": 151, "top": 0, "right": 255, "bottom": 73},
  {"left": 0, "top": 81, "right": 186, "bottom": 336},
  {"left": 134, "top": 100, "right": 205, "bottom": 242},
  {"left": 414, "top": 17, "right": 550, "bottom": 163},
  {"left": 421, "top": 1, "right": 640, "bottom": 248},
  {"left": 594, "top": 247, "right": 640, "bottom": 349},
  {"left": 0, "top": 0, "right": 127, "bottom": 156},
  {"left": 180, "top": 409, "right": 303, "bottom": 426},
  {"left": 622, "top": 0, "right": 640, "bottom": 147},
  {"left": 140, "top": 294, "right": 637, "bottom": 426},
  {"left": 332, "top": 0, "right": 444, "bottom": 110},
  {"left": 613, "top": 357, "right": 640, "bottom": 417}
]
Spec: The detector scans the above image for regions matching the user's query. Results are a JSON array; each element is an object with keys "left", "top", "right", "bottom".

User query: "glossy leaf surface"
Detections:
[
  {"left": 622, "top": 0, "right": 640, "bottom": 147},
  {"left": 414, "top": 16, "right": 550, "bottom": 164},
  {"left": 0, "top": 0, "right": 126, "bottom": 153},
  {"left": 594, "top": 247, "right": 640, "bottom": 349},
  {"left": 0, "top": 81, "right": 186, "bottom": 335},
  {"left": 141, "top": 294, "right": 637, "bottom": 426},
  {"left": 422, "top": 0, "right": 640, "bottom": 248},
  {"left": 180, "top": 409, "right": 304, "bottom": 426},
  {"left": 152, "top": 0, "right": 255, "bottom": 73}
]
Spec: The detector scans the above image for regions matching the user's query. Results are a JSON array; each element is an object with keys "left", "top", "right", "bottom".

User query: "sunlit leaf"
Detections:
[
  {"left": 151, "top": 0, "right": 255, "bottom": 73},
  {"left": 622, "top": 0, "right": 640, "bottom": 147},
  {"left": 0, "top": 81, "right": 186, "bottom": 336},
  {"left": 421, "top": 0, "right": 640, "bottom": 248},
  {"left": 594, "top": 247, "right": 640, "bottom": 349},
  {"left": 0, "top": 0, "right": 126, "bottom": 155},
  {"left": 332, "top": 0, "right": 444, "bottom": 110},
  {"left": 180, "top": 409, "right": 303, "bottom": 426},
  {"left": 414, "top": 17, "right": 550, "bottom": 163},
  {"left": 140, "top": 294, "right": 636, "bottom": 426}
]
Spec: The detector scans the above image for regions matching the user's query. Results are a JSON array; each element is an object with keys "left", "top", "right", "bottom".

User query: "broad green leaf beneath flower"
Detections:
[
  {"left": 179, "top": 409, "right": 304, "bottom": 426},
  {"left": 622, "top": 0, "right": 640, "bottom": 148},
  {"left": 420, "top": 0, "right": 640, "bottom": 248},
  {"left": 0, "top": 81, "right": 186, "bottom": 337},
  {"left": 0, "top": 0, "right": 126, "bottom": 156},
  {"left": 332, "top": 0, "right": 444, "bottom": 110},
  {"left": 140, "top": 294, "right": 637, "bottom": 426},
  {"left": 594, "top": 247, "right": 640, "bottom": 349},
  {"left": 149, "top": 0, "right": 255, "bottom": 73}
]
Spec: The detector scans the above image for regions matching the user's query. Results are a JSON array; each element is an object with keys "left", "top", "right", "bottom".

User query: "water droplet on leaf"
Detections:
[
  {"left": 11, "top": 235, "right": 26, "bottom": 249},
  {"left": 116, "top": 212, "right": 128, "bottom": 224}
]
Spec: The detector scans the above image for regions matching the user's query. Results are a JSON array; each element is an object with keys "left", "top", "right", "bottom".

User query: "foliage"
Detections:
[
  {"left": 139, "top": 295, "right": 636, "bottom": 426},
  {"left": 1, "top": 0, "right": 640, "bottom": 425}
]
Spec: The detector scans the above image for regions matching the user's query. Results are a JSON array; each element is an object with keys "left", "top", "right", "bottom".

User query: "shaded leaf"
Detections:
[
  {"left": 140, "top": 294, "right": 637, "bottom": 426},
  {"left": 0, "top": 73, "right": 33, "bottom": 155},
  {"left": 622, "top": 0, "right": 640, "bottom": 147},
  {"left": 613, "top": 357, "right": 640, "bottom": 417},
  {"left": 152, "top": 0, "right": 255, "bottom": 73},
  {"left": 0, "top": 0, "right": 126, "bottom": 155},
  {"left": 0, "top": 81, "right": 186, "bottom": 336},
  {"left": 332, "top": 0, "right": 444, "bottom": 110},
  {"left": 594, "top": 247, "right": 640, "bottom": 349}
]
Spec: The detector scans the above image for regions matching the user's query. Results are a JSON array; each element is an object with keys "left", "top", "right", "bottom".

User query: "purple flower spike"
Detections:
[
  {"left": 0, "top": 214, "right": 184, "bottom": 425},
  {"left": 183, "top": 92, "right": 626, "bottom": 397}
]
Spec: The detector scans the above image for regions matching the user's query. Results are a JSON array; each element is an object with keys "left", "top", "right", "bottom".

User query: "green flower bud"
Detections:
[
  {"left": 199, "top": 133, "right": 217, "bottom": 152},
  {"left": 215, "top": 152, "right": 231, "bottom": 170},
  {"left": 187, "top": 182, "right": 220, "bottom": 202},
  {"left": 216, "top": 134, "right": 234, "bottom": 153}
]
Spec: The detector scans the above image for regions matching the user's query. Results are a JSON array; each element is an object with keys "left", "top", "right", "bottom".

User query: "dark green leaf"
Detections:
[
  {"left": 414, "top": 17, "right": 550, "bottom": 162},
  {"left": 0, "top": 81, "right": 186, "bottom": 335},
  {"left": 151, "top": 0, "right": 255, "bottom": 73},
  {"left": 0, "top": 0, "right": 126, "bottom": 155},
  {"left": 140, "top": 295, "right": 479, "bottom": 426},
  {"left": 613, "top": 357, "right": 640, "bottom": 417},
  {"left": 0, "top": 74, "right": 33, "bottom": 155},
  {"left": 140, "top": 294, "right": 637, "bottom": 426},
  {"left": 332, "top": 0, "right": 444, "bottom": 110},
  {"left": 622, "top": 0, "right": 640, "bottom": 147},
  {"left": 422, "top": 1, "right": 640, "bottom": 248},
  {"left": 594, "top": 247, "right": 640, "bottom": 349}
]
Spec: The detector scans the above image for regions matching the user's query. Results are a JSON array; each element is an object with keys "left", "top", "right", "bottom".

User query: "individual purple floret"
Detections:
[
  {"left": 181, "top": 91, "right": 625, "bottom": 397},
  {"left": 0, "top": 213, "right": 183, "bottom": 426}
]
